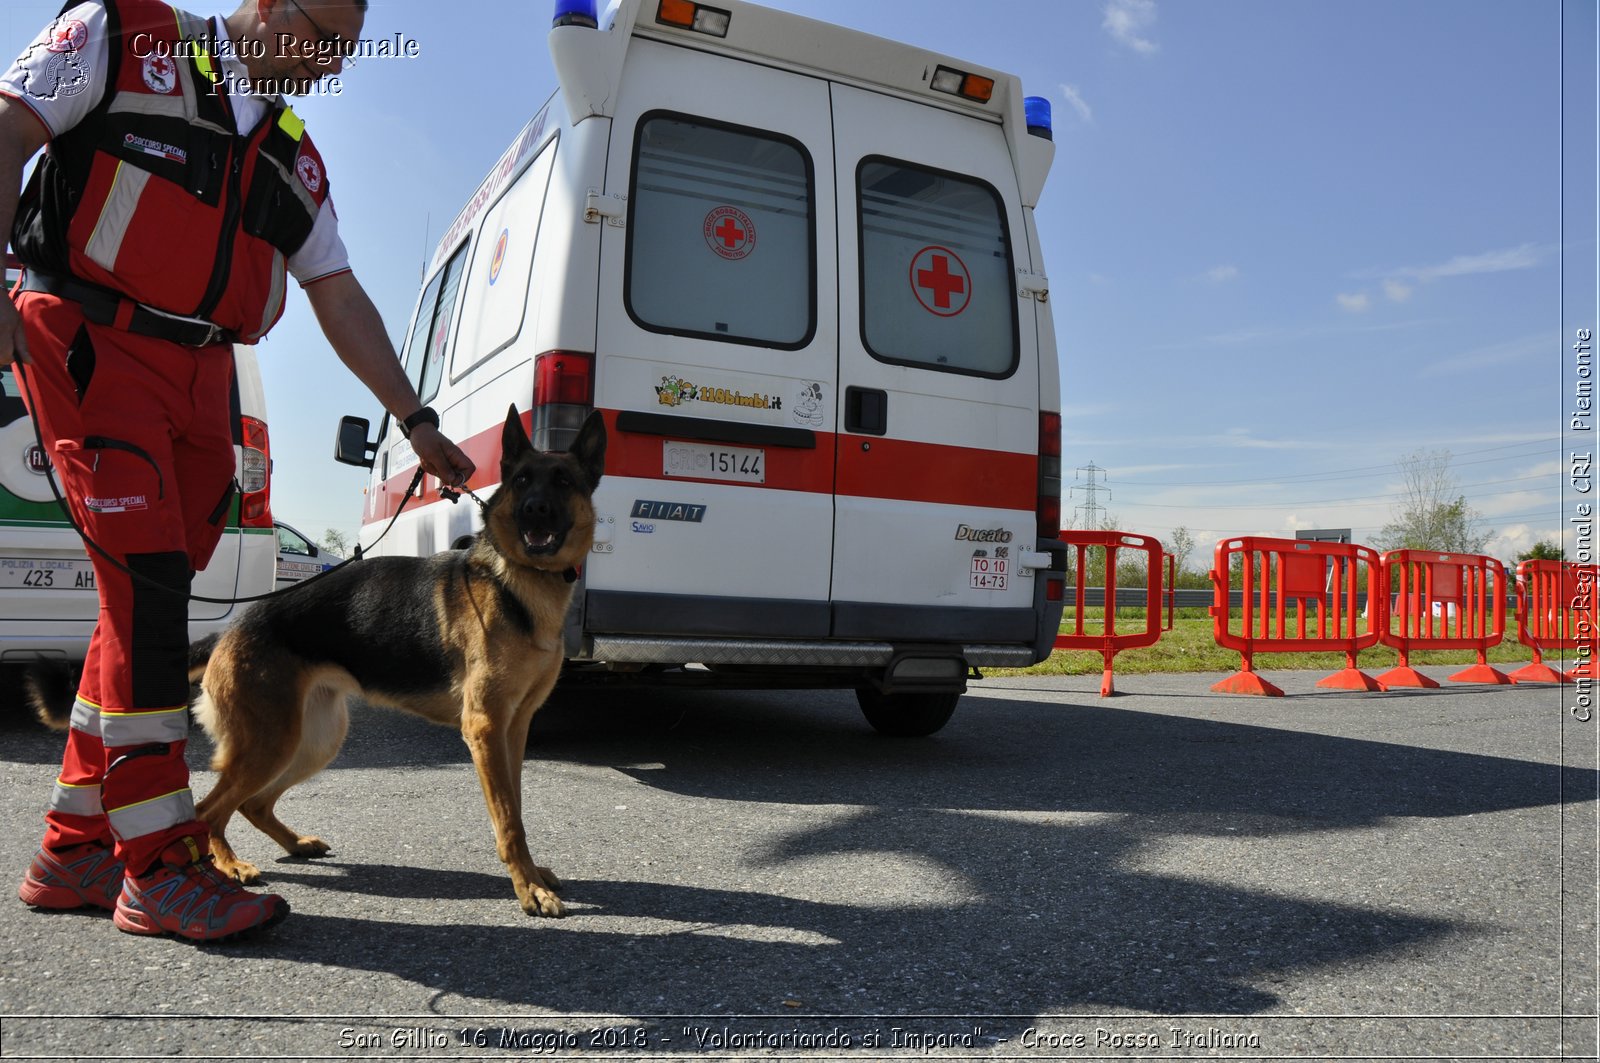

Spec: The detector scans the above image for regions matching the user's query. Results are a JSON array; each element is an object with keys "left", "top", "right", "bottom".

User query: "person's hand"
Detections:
[
  {"left": 0, "top": 294, "right": 31, "bottom": 368},
  {"left": 408, "top": 422, "right": 474, "bottom": 487}
]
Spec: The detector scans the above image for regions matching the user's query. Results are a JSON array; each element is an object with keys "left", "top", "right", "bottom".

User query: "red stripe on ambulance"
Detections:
[{"left": 367, "top": 408, "right": 1034, "bottom": 521}]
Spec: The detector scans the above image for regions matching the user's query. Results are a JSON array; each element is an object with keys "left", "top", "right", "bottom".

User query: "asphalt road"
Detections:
[{"left": 0, "top": 667, "right": 1595, "bottom": 1061}]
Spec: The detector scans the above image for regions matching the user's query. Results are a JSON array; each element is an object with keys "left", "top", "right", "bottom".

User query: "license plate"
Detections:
[
  {"left": 663, "top": 441, "right": 765, "bottom": 484},
  {"left": 970, "top": 555, "right": 1008, "bottom": 591},
  {"left": 0, "top": 557, "right": 96, "bottom": 592}
]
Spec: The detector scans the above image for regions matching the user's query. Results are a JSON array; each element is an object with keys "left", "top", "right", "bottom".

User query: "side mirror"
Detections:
[{"left": 334, "top": 415, "right": 377, "bottom": 469}]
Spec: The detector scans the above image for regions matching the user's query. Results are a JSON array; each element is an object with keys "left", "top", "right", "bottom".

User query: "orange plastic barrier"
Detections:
[
  {"left": 1054, "top": 531, "right": 1174, "bottom": 696},
  {"left": 1210, "top": 536, "right": 1385, "bottom": 696},
  {"left": 1378, "top": 551, "right": 1511, "bottom": 687},
  {"left": 1510, "top": 560, "right": 1599, "bottom": 684}
]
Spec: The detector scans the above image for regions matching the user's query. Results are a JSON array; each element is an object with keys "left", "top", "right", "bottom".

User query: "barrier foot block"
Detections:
[
  {"left": 1508, "top": 662, "right": 1573, "bottom": 684},
  {"left": 1376, "top": 665, "right": 1440, "bottom": 689},
  {"left": 1212, "top": 671, "right": 1285, "bottom": 697},
  {"left": 1099, "top": 668, "right": 1116, "bottom": 698},
  {"left": 1316, "top": 668, "right": 1387, "bottom": 692},
  {"left": 1449, "top": 664, "right": 1514, "bottom": 685}
]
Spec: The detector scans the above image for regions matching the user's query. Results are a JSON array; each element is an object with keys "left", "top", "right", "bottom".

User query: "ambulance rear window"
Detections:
[
  {"left": 626, "top": 113, "right": 814, "bottom": 350},
  {"left": 857, "top": 158, "right": 1017, "bottom": 378}
]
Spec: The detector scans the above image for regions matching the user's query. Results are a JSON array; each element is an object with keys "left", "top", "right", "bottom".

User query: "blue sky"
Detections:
[{"left": 4, "top": 0, "right": 1592, "bottom": 568}]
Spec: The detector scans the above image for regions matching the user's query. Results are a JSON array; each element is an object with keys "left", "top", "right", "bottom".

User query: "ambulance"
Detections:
[
  {"left": 337, "top": 0, "right": 1068, "bottom": 735},
  {"left": 1, "top": 253, "right": 278, "bottom": 683}
]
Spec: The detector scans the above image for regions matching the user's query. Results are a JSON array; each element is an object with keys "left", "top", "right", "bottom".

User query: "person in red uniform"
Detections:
[{"left": 0, "top": 0, "right": 475, "bottom": 941}]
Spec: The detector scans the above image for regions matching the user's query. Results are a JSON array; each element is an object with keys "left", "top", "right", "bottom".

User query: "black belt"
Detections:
[{"left": 15, "top": 271, "right": 237, "bottom": 348}]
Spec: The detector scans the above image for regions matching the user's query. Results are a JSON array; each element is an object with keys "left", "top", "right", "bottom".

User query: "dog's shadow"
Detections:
[{"left": 258, "top": 861, "right": 507, "bottom": 902}]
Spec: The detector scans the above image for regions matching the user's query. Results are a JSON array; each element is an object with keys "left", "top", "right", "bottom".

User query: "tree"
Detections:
[
  {"left": 1518, "top": 540, "right": 1564, "bottom": 561},
  {"left": 1375, "top": 448, "right": 1493, "bottom": 554},
  {"left": 321, "top": 528, "right": 352, "bottom": 557},
  {"left": 1167, "top": 525, "right": 1197, "bottom": 577}
]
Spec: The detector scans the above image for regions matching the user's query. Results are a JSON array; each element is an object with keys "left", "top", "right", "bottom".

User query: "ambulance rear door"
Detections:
[
  {"left": 589, "top": 40, "right": 840, "bottom": 639},
  {"left": 828, "top": 83, "right": 1042, "bottom": 645}
]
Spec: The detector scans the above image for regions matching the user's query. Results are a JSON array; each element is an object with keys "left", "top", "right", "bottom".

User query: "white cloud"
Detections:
[
  {"left": 1336, "top": 292, "right": 1370, "bottom": 313},
  {"left": 1383, "top": 279, "right": 1413, "bottom": 302},
  {"left": 1206, "top": 428, "right": 1323, "bottom": 451},
  {"left": 1141, "top": 316, "right": 1433, "bottom": 353},
  {"left": 1058, "top": 83, "right": 1093, "bottom": 124},
  {"left": 1363, "top": 243, "right": 1546, "bottom": 283},
  {"left": 1418, "top": 332, "right": 1548, "bottom": 376},
  {"left": 1204, "top": 264, "right": 1239, "bottom": 283},
  {"left": 1487, "top": 524, "right": 1546, "bottom": 559},
  {"left": 1104, "top": 0, "right": 1159, "bottom": 54}
]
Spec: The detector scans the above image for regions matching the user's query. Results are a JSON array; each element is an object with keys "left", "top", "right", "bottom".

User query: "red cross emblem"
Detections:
[
  {"left": 703, "top": 205, "right": 756, "bottom": 261},
  {"left": 910, "top": 246, "right": 971, "bottom": 317},
  {"left": 47, "top": 19, "right": 88, "bottom": 53},
  {"left": 142, "top": 54, "right": 177, "bottom": 94}
]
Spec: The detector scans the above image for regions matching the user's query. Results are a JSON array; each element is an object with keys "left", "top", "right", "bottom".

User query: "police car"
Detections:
[{"left": 274, "top": 519, "right": 342, "bottom": 589}]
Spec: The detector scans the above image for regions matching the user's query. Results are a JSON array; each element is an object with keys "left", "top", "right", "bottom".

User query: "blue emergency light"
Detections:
[
  {"left": 1025, "top": 96, "right": 1053, "bottom": 141},
  {"left": 553, "top": 0, "right": 599, "bottom": 28}
]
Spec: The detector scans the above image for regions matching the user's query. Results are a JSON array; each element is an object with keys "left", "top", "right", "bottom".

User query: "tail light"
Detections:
[
  {"left": 531, "top": 350, "right": 594, "bottom": 452},
  {"left": 238, "top": 415, "right": 272, "bottom": 528},
  {"left": 1037, "top": 410, "right": 1061, "bottom": 538}
]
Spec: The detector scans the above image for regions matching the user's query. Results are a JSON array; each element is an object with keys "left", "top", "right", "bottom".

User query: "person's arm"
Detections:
[
  {"left": 0, "top": 99, "right": 51, "bottom": 367},
  {"left": 303, "top": 270, "right": 475, "bottom": 487}
]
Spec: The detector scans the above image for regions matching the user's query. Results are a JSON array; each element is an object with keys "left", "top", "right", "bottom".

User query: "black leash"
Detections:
[{"left": 9, "top": 359, "right": 432, "bottom": 604}]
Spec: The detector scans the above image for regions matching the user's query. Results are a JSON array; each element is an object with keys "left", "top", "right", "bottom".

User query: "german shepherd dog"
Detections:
[{"left": 29, "top": 407, "right": 606, "bottom": 917}]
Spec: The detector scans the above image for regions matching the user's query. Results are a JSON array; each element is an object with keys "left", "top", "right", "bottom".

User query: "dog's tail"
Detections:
[
  {"left": 189, "top": 632, "right": 220, "bottom": 684},
  {"left": 24, "top": 635, "right": 221, "bottom": 732},
  {"left": 22, "top": 663, "right": 76, "bottom": 731}
]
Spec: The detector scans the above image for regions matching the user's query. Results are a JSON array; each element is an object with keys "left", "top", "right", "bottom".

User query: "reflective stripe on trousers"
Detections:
[
  {"left": 106, "top": 788, "right": 197, "bottom": 844},
  {"left": 48, "top": 779, "right": 104, "bottom": 817}
]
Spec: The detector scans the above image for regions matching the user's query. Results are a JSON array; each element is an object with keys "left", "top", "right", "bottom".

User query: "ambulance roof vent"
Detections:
[
  {"left": 553, "top": 0, "right": 599, "bottom": 28},
  {"left": 1025, "top": 96, "right": 1053, "bottom": 141}
]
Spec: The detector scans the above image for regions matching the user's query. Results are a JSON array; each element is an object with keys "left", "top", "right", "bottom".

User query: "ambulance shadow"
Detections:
[
  {"left": 533, "top": 685, "right": 1591, "bottom": 829},
  {"left": 254, "top": 686, "right": 1592, "bottom": 1021},
  {"left": 265, "top": 825, "right": 1441, "bottom": 1021}
]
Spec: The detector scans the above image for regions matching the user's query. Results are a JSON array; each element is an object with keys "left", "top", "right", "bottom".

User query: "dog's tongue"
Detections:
[{"left": 524, "top": 531, "right": 556, "bottom": 550}]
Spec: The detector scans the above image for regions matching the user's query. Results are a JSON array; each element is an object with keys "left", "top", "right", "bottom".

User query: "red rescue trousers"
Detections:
[{"left": 15, "top": 291, "right": 237, "bottom": 875}]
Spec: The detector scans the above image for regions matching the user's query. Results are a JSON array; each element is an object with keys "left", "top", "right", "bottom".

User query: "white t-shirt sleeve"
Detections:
[
  {"left": 287, "top": 199, "right": 352, "bottom": 286},
  {"left": 0, "top": 2, "right": 110, "bottom": 138}
]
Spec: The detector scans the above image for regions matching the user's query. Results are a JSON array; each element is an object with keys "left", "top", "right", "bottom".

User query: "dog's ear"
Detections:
[
  {"left": 569, "top": 410, "right": 607, "bottom": 491},
  {"left": 501, "top": 405, "right": 532, "bottom": 471}
]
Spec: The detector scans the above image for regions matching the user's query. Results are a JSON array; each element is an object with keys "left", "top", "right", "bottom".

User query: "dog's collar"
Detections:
[{"left": 533, "top": 565, "right": 579, "bottom": 583}]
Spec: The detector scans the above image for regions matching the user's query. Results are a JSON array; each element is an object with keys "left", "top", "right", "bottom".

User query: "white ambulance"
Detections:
[
  {"left": 337, "top": 0, "right": 1067, "bottom": 735},
  {"left": 1, "top": 253, "right": 278, "bottom": 684}
]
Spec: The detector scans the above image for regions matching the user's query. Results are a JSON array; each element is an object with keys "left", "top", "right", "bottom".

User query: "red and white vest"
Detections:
[{"left": 11, "top": 0, "right": 331, "bottom": 342}]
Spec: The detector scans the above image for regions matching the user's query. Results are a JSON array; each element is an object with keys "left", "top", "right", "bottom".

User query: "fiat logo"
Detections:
[{"left": 25, "top": 445, "right": 50, "bottom": 474}]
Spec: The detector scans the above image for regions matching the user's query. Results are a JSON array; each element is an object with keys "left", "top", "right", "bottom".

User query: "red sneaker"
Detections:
[
  {"left": 113, "top": 837, "right": 289, "bottom": 942},
  {"left": 18, "top": 840, "right": 124, "bottom": 911}
]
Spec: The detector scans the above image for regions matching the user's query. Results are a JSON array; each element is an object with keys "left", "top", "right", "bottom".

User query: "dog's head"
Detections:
[{"left": 484, "top": 406, "right": 606, "bottom": 573}]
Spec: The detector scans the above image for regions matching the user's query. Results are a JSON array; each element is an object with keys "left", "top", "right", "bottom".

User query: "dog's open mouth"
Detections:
[{"left": 522, "top": 529, "right": 565, "bottom": 555}]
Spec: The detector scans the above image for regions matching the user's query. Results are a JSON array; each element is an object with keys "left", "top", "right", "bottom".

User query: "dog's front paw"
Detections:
[
  {"left": 215, "top": 855, "right": 262, "bottom": 884},
  {"left": 287, "top": 836, "right": 331, "bottom": 859},
  {"left": 519, "top": 884, "right": 565, "bottom": 918},
  {"left": 534, "top": 865, "right": 563, "bottom": 892}
]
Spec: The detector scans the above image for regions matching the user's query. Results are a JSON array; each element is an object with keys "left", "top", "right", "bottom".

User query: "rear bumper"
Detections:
[
  {"left": 584, "top": 634, "right": 1038, "bottom": 669},
  {"left": 577, "top": 574, "right": 1064, "bottom": 669}
]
